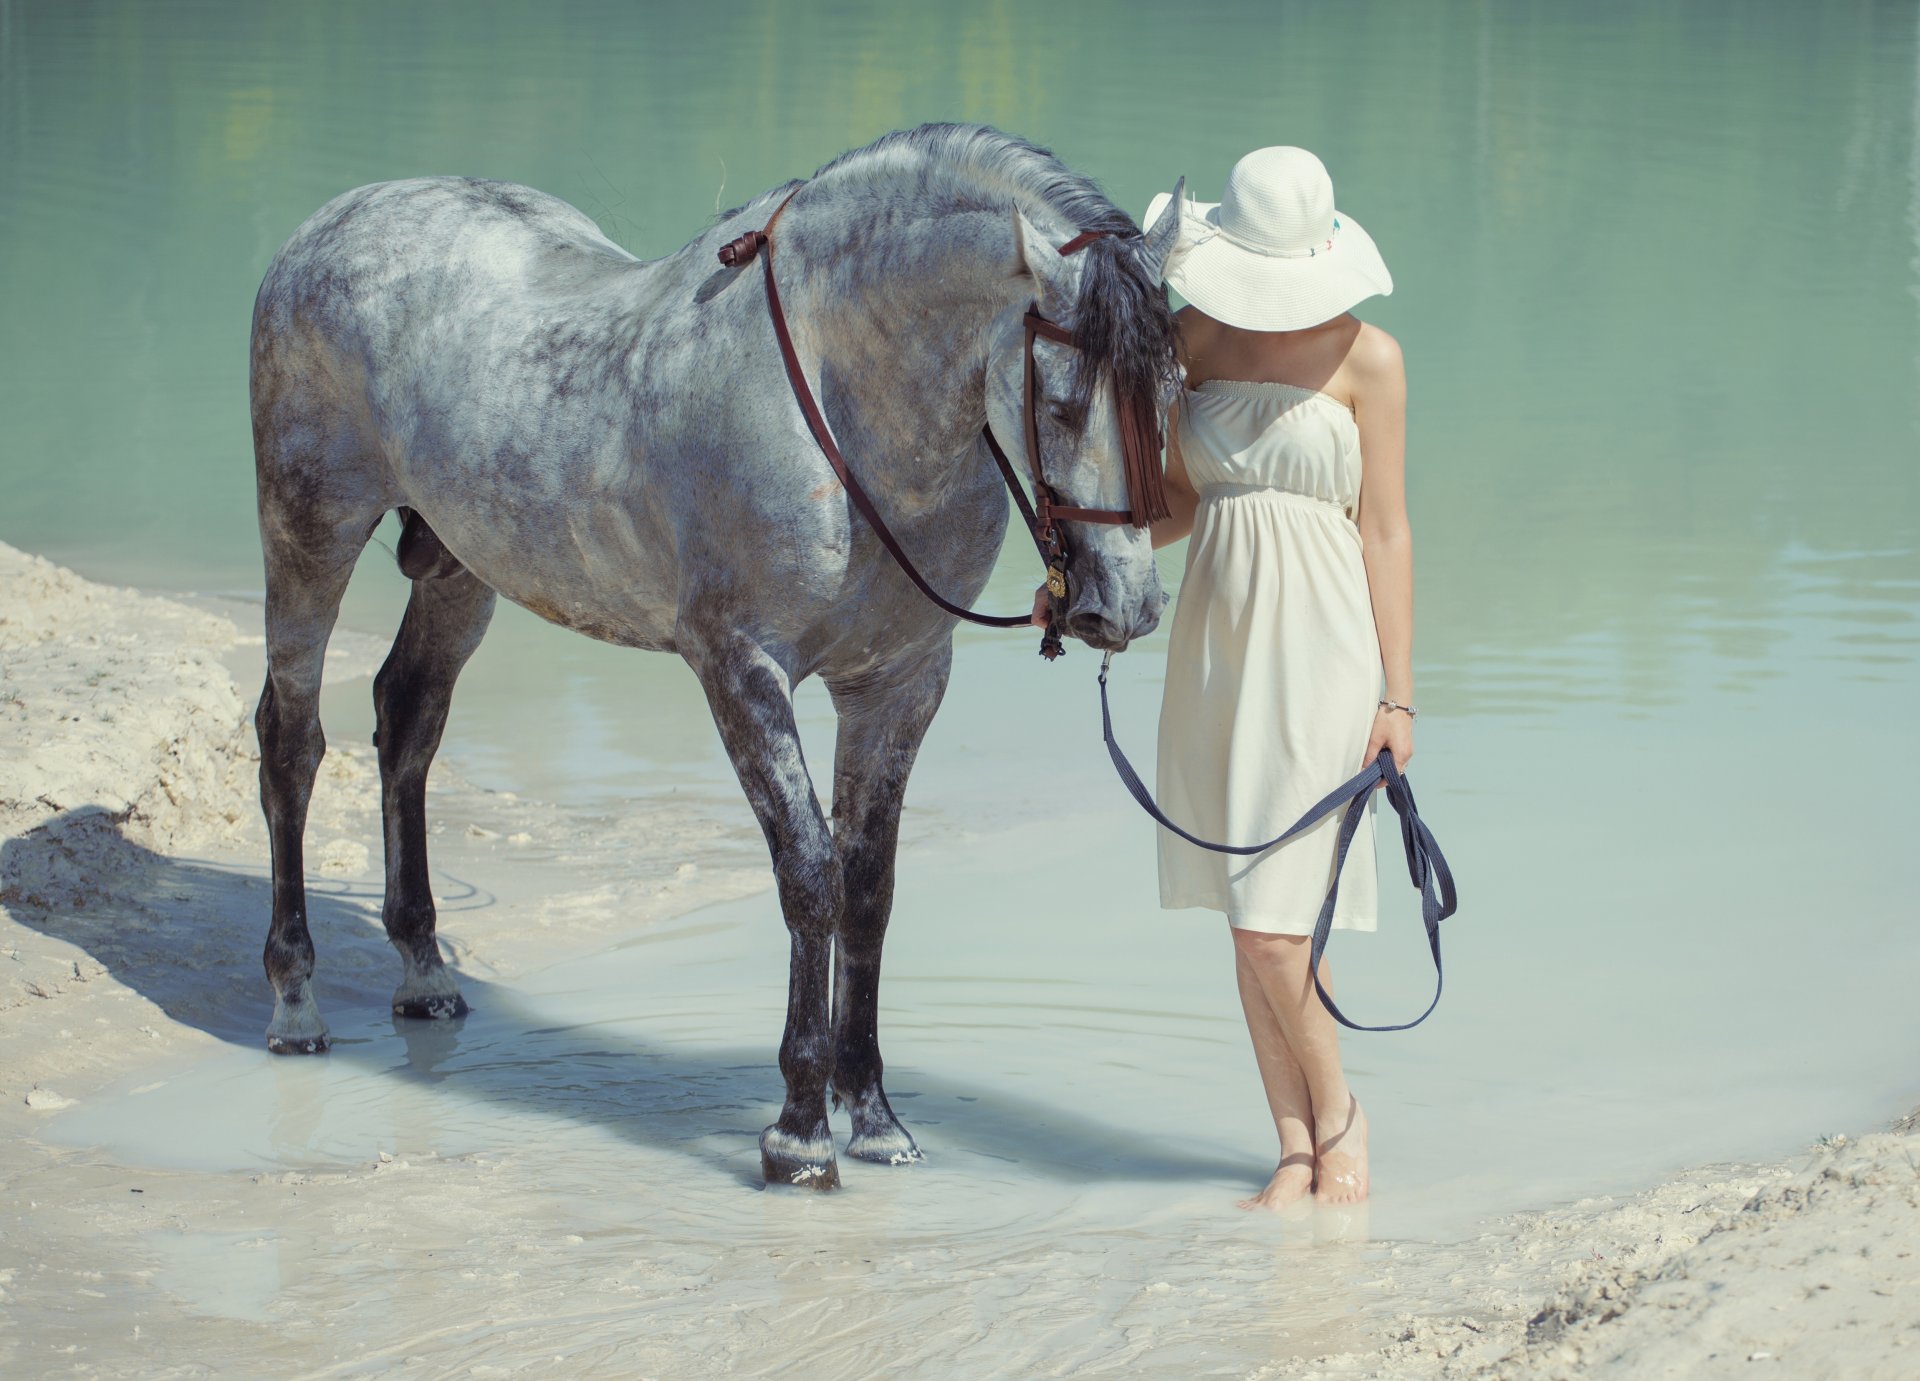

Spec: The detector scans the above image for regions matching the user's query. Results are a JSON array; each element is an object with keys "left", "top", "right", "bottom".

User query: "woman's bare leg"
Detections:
[
  {"left": 1232, "top": 928, "right": 1370, "bottom": 1203},
  {"left": 1233, "top": 943, "right": 1317, "bottom": 1210}
]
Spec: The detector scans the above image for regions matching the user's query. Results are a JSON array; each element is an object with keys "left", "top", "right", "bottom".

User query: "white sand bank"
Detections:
[
  {"left": 0, "top": 540, "right": 766, "bottom": 1063},
  {"left": 1260, "top": 1116, "right": 1919, "bottom": 1379},
  {"left": 2, "top": 543, "right": 1914, "bottom": 1378},
  {"left": 0, "top": 543, "right": 771, "bottom": 1372}
]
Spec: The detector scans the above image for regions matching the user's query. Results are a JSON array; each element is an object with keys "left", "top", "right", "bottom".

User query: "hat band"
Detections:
[{"left": 1197, "top": 215, "right": 1341, "bottom": 261}]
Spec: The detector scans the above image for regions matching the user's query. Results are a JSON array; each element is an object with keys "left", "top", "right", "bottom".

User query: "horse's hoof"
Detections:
[
  {"left": 847, "top": 1125, "right": 924, "bottom": 1166},
  {"left": 391, "top": 967, "right": 468, "bottom": 1021},
  {"left": 760, "top": 1126, "right": 841, "bottom": 1190},
  {"left": 266, "top": 1031, "right": 331, "bottom": 1056},
  {"left": 392, "top": 992, "right": 469, "bottom": 1021},
  {"left": 266, "top": 992, "right": 329, "bottom": 1055}
]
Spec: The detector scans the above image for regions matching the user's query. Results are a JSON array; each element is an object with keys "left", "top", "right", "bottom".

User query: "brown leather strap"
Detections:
[
  {"left": 1045, "top": 501, "right": 1137, "bottom": 523},
  {"left": 1021, "top": 308, "right": 1047, "bottom": 549},
  {"left": 717, "top": 188, "right": 799, "bottom": 267},
  {"left": 753, "top": 202, "right": 1038, "bottom": 629},
  {"left": 1025, "top": 313, "right": 1078, "bottom": 346},
  {"left": 725, "top": 192, "right": 1134, "bottom": 636},
  {"left": 981, "top": 427, "right": 1047, "bottom": 552},
  {"left": 1020, "top": 306, "right": 1133, "bottom": 528}
]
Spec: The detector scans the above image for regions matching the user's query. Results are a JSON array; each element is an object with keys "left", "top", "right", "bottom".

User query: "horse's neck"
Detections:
[{"left": 790, "top": 207, "right": 1017, "bottom": 499}]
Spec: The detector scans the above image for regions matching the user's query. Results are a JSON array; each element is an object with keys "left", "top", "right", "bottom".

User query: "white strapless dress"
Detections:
[{"left": 1156, "top": 379, "right": 1380, "bottom": 934}]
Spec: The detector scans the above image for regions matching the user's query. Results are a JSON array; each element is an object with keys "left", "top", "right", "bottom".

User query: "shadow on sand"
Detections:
[{"left": 3, "top": 811, "right": 1249, "bottom": 1188}]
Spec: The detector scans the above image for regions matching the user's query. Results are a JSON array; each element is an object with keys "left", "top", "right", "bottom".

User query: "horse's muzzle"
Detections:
[{"left": 1064, "top": 598, "right": 1161, "bottom": 652}]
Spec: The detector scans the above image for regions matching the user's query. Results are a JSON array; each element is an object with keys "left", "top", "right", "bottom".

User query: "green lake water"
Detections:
[
  {"left": 6, "top": 0, "right": 1920, "bottom": 1363},
  {"left": 5, "top": 0, "right": 1916, "bottom": 741}
]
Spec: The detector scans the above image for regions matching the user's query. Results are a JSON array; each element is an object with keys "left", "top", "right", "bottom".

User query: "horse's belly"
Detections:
[
  {"left": 422, "top": 505, "right": 681, "bottom": 651},
  {"left": 507, "top": 589, "right": 678, "bottom": 651}
]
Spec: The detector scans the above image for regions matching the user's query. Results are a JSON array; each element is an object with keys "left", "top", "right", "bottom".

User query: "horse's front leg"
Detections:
[
  {"left": 826, "top": 641, "right": 953, "bottom": 1165},
  {"left": 684, "top": 624, "right": 844, "bottom": 1190}
]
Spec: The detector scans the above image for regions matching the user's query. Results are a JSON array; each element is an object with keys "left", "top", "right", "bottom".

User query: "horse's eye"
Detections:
[{"left": 1047, "top": 402, "right": 1074, "bottom": 425}]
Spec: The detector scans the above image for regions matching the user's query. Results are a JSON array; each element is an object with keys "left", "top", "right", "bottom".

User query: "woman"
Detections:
[{"left": 1146, "top": 147, "right": 1412, "bottom": 1211}]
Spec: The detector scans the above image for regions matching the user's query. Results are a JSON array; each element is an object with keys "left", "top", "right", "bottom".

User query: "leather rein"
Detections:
[{"left": 717, "top": 189, "right": 1146, "bottom": 659}]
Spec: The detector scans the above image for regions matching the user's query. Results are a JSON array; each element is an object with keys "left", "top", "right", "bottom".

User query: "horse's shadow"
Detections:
[{"left": 3, "top": 811, "right": 1249, "bottom": 1189}]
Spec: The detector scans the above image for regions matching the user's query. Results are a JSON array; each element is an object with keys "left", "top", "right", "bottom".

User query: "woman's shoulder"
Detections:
[
  {"left": 1343, "top": 320, "right": 1403, "bottom": 379},
  {"left": 1337, "top": 321, "right": 1405, "bottom": 422}
]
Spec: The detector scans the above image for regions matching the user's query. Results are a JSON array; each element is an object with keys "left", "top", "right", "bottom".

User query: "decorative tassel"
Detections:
[{"left": 1119, "top": 395, "right": 1171, "bottom": 527}]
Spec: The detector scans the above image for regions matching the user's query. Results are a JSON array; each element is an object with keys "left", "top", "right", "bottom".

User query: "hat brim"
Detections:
[{"left": 1144, "top": 191, "right": 1393, "bottom": 332}]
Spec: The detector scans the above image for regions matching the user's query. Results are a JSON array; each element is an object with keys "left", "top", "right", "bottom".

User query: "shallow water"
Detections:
[
  {"left": 51, "top": 638, "right": 1920, "bottom": 1235},
  {"left": 7, "top": 0, "right": 1920, "bottom": 1364},
  {"left": 41, "top": 656, "right": 1920, "bottom": 1364}
]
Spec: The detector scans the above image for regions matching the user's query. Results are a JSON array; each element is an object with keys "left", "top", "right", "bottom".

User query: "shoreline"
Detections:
[
  {"left": 2, "top": 541, "right": 1914, "bottom": 1377},
  {"left": 1262, "top": 1115, "right": 1918, "bottom": 1378}
]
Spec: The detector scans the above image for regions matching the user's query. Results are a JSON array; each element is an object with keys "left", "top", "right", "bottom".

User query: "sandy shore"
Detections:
[
  {"left": 1261, "top": 1119, "right": 1919, "bottom": 1379},
  {"left": 2, "top": 542, "right": 1914, "bottom": 1378},
  {"left": 0, "top": 543, "right": 775, "bottom": 1373}
]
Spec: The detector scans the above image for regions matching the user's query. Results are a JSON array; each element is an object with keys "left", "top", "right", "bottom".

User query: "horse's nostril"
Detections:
[{"left": 1064, "top": 610, "right": 1128, "bottom": 650}]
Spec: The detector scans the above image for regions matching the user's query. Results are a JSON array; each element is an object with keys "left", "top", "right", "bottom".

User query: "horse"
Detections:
[{"left": 248, "top": 122, "right": 1183, "bottom": 1189}]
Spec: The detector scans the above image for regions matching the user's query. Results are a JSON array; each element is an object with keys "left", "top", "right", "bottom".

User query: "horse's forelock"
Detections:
[
  {"left": 1065, "top": 235, "right": 1179, "bottom": 416},
  {"left": 1067, "top": 236, "right": 1179, "bottom": 524}
]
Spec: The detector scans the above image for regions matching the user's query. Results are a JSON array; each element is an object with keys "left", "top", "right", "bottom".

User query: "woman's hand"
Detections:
[
  {"left": 1030, "top": 585, "right": 1050, "bottom": 628},
  {"left": 1362, "top": 706, "right": 1414, "bottom": 780}
]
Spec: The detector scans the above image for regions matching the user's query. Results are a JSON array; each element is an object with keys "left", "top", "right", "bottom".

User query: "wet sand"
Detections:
[{"left": 4, "top": 541, "right": 1916, "bottom": 1377}]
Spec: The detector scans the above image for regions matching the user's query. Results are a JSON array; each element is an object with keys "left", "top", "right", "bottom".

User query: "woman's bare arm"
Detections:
[
  {"left": 1151, "top": 413, "right": 1199, "bottom": 549},
  {"left": 1351, "top": 324, "right": 1415, "bottom": 769}
]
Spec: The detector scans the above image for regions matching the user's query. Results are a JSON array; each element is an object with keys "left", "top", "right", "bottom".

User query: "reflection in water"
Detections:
[{"left": 392, "top": 1008, "right": 469, "bottom": 1082}]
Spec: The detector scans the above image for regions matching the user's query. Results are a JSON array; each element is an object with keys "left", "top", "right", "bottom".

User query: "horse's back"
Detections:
[
  {"left": 254, "top": 177, "right": 636, "bottom": 362},
  {"left": 248, "top": 173, "right": 906, "bottom": 658},
  {"left": 251, "top": 175, "right": 661, "bottom": 484}
]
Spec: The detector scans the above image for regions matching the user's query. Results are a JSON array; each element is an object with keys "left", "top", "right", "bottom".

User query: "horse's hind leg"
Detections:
[
  {"left": 258, "top": 520, "right": 373, "bottom": 1054},
  {"left": 682, "top": 621, "right": 843, "bottom": 1190},
  {"left": 373, "top": 561, "right": 495, "bottom": 1019},
  {"left": 827, "top": 643, "right": 952, "bottom": 1164}
]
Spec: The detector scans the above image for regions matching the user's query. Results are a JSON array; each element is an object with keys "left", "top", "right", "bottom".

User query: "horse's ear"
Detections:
[
  {"left": 1141, "top": 176, "right": 1185, "bottom": 281},
  {"left": 1009, "top": 205, "right": 1074, "bottom": 313}
]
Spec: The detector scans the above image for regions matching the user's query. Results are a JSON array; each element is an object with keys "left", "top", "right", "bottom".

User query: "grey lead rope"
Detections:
[{"left": 1097, "top": 652, "right": 1458, "bottom": 1032}]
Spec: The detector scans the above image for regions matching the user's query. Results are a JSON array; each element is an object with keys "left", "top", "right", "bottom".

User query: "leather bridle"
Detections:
[{"left": 718, "top": 188, "right": 1154, "bottom": 658}]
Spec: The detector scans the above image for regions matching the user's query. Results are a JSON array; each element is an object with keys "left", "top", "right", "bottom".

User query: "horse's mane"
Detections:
[{"left": 806, "top": 123, "right": 1178, "bottom": 520}]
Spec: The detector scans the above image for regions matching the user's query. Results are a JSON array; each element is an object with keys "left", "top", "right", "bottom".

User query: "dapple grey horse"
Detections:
[{"left": 249, "top": 123, "right": 1182, "bottom": 1189}]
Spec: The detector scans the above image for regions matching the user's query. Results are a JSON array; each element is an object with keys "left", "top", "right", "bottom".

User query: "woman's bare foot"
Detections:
[
  {"left": 1237, "top": 1151, "right": 1314, "bottom": 1211},
  {"left": 1314, "top": 1097, "right": 1369, "bottom": 1204}
]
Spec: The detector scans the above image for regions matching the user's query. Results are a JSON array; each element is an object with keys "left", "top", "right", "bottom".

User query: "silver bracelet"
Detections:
[{"left": 1378, "top": 698, "right": 1417, "bottom": 718}]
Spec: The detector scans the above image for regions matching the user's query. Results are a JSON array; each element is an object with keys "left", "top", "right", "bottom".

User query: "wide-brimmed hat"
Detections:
[{"left": 1144, "top": 147, "right": 1392, "bottom": 331}]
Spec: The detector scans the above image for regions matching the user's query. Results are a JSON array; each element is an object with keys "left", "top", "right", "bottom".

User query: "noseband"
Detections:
[{"left": 718, "top": 188, "right": 1158, "bottom": 659}]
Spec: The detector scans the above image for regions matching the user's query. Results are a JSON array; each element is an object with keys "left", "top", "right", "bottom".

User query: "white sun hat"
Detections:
[{"left": 1144, "top": 146, "right": 1392, "bottom": 331}]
